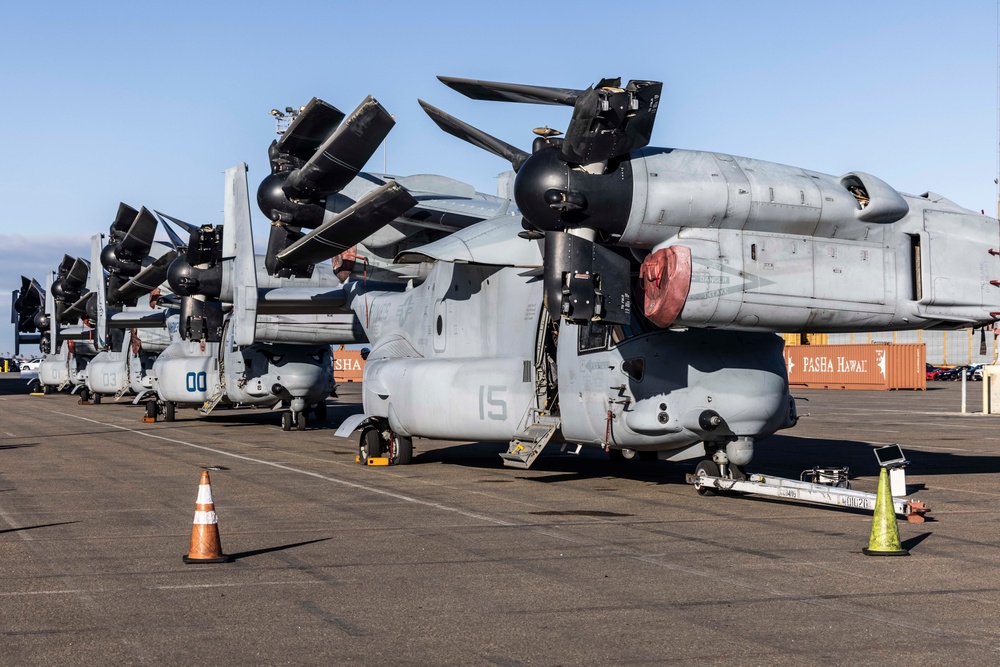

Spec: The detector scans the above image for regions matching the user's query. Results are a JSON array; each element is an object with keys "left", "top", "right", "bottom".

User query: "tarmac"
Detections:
[{"left": 1, "top": 373, "right": 999, "bottom": 665}]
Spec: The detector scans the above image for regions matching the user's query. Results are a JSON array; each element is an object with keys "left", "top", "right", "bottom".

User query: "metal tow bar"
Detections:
[{"left": 685, "top": 472, "right": 929, "bottom": 523}]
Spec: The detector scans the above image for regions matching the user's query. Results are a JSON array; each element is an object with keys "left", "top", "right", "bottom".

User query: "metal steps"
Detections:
[
  {"left": 501, "top": 413, "right": 561, "bottom": 469},
  {"left": 199, "top": 390, "right": 225, "bottom": 416}
]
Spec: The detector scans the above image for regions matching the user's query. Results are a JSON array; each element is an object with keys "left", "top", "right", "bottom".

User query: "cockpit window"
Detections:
[{"left": 578, "top": 321, "right": 609, "bottom": 353}]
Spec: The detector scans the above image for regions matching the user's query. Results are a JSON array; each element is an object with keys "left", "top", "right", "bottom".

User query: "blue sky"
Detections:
[{"left": 1, "top": 0, "right": 997, "bottom": 354}]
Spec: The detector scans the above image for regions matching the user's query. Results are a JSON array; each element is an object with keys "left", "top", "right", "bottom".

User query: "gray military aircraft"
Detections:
[
  {"left": 33, "top": 255, "right": 101, "bottom": 397},
  {"left": 12, "top": 276, "right": 44, "bottom": 356},
  {"left": 334, "top": 75, "right": 999, "bottom": 479},
  {"left": 143, "top": 164, "right": 345, "bottom": 428},
  {"left": 143, "top": 91, "right": 518, "bottom": 430},
  {"left": 86, "top": 205, "right": 177, "bottom": 403}
]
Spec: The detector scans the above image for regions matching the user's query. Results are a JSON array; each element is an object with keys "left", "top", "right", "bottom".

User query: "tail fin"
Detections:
[{"left": 224, "top": 163, "right": 258, "bottom": 346}]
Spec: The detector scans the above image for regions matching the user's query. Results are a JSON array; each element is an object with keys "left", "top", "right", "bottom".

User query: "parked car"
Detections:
[
  {"left": 938, "top": 365, "right": 978, "bottom": 381},
  {"left": 926, "top": 363, "right": 944, "bottom": 380},
  {"left": 19, "top": 358, "right": 41, "bottom": 372},
  {"left": 968, "top": 363, "right": 985, "bottom": 381}
]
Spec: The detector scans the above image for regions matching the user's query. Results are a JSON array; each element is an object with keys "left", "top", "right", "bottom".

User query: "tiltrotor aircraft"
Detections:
[
  {"left": 30, "top": 255, "right": 100, "bottom": 397},
  {"left": 146, "top": 91, "right": 519, "bottom": 430},
  {"left": 136, "top": 164, "right": 340, "bottom": 428},
  {"left": 12, "top": 275, "right": 44, "bottom": 356},
  {"left": 334, "top": 74, "right": 999, "bottom": 479},
  {"left": 140, "top": 90, "right": 505, "bottom": 428},
  {"left": 86, "top": 204, "right": 177, "bottom": 404}
]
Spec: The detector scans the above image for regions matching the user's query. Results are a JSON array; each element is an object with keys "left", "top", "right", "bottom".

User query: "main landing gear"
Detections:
[
  {"left": 281, "top": 399, "right": 328, "bottom": 431},
  {"left": 281, "top": 410, "right": 307, "bottom": 431},
  {"left": 358, "top": 420, "right": 412, "bottom": 466}
]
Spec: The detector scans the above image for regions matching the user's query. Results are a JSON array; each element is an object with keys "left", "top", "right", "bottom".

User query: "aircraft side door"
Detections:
[{"left": 556, "top": 321, "right": 629, "bottom": 445}]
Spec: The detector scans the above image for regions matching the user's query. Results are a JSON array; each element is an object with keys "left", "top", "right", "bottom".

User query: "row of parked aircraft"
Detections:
[{"left": 11, "top": 75, "right": 1000, "bottom": 480}]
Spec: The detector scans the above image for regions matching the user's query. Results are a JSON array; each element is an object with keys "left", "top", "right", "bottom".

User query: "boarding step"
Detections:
[
  {"left": 199, "top": 390, "right": 226, "bottom": 416},
  {"left": 114, "top": 384, "right": 131, "bottom": 401},
  {"left": 501, "top": 415, "right": 561, "bottom": 469}
]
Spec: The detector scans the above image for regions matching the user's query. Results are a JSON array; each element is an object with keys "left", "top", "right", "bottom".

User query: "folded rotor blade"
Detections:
[
  {"left": 276, "top": 182, "right": 417, "bottom": 268},
  {"left": 64, "top": 256, "right": 90, "bottom": 290},
  {"left": 154, "top": 210, "right": 199, "bottom": 235},
  {"left": 561, "top": 80, "right": 662, "bottom": 165},
  {"left": 57, "top": 254, "right": 76, "bottom": 278},
  {"left": 14, "top": 277, "right": 43, "bottom": 330},
  {"left": 282, "top": 95, "right": 395, "bottom": 201},
  {"left": 275, "top": 97, "right": 346, "bottom": 163},
  {"left": 419, "top": 100, "right": 530, "bottom": 171},
  {"left": 118, "top": 207, "right": 159, "bottom": 258},
  {"left": 64, "top": 291, "right": 94, "bottom": 322},
  {"left": 154, "top": 211, "right": 190, "bottom": 250},
  {"left": 438, "top": 76, "right": 581, "bottom": 106},
  {"left": 111, "top": 202, "right": 139, "bottom": 235},
  {"left": 108, "top": 250, "right": 178, "bottom": 304},
  {"left": 16, "top": 276, "right": 41, "bottom": 310}
]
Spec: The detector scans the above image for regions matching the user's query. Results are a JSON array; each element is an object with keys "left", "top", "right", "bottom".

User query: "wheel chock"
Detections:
[
  {"left": 141, "top": 416, "right": 156, "bottom": 423},
  {"left": 355, "top": 455, "right": 361, "bottom": 464},
  {"left": 367, "top": 457, "right": 390, "bottom": 466}
]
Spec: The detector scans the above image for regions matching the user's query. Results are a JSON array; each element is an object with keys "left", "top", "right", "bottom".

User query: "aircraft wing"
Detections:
[
  {"left": 395, "top": 214, "right": 541, "bottom": 267},
  {"left": 255, "top": 286, "right": 348, "bottom": 314}
]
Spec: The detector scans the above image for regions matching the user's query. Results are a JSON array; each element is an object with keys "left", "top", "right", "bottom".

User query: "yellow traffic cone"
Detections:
[
  {"left": 863, "top": 467, "right": 909, "bottom": 557},
  {"left": 183, "top": 470, "right": 230, "bottom": 564}
]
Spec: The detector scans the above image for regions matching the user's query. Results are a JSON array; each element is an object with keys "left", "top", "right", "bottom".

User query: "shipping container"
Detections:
[
  {"left": 333, "top": 349, "right": 365, "bottom": 383},
  {"left": 783, "top": 343, "right": 926, "bottom": 390}
]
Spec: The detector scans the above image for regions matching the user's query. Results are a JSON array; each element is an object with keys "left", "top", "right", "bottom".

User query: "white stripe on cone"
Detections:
[
  {"left": 196, "top": 483, "right": 214, "bottom": 505},
  {"left": 193, "top": 510, "right": 218, "bottom": 524}
]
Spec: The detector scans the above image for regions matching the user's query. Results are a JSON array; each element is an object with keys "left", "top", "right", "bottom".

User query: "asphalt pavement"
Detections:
[{"left": 1, "top": 374, "right": 998, "bottom": 665}]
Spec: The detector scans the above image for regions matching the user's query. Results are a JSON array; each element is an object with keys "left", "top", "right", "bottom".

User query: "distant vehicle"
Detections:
[
  {"left": 19, "top": 358, "right": 41, "bottom": 372},
  {"left": 967, "top": 363, "right": 985, "bottom": 381},
  {"left": 926, "top": 364, "right": 944, "bottom": 380},
  {"left": 937, "top": 365, "right": 978, "bottom": 381}
]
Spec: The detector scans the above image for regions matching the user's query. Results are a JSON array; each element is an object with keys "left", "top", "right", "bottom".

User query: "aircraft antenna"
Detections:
[{"left": 268, "top": 106, "right": 303, "bottom": 136}]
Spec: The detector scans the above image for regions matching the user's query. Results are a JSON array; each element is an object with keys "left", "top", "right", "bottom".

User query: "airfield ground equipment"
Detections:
[{"left": 687, "top": 445, "right": 927, "bottom": 522}]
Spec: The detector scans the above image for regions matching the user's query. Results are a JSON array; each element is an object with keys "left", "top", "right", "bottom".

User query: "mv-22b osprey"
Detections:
[{"left": 337, "top": 75, "right": 1000, "bottom": 479}]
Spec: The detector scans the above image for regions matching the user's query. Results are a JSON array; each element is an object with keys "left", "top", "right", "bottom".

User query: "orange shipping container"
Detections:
[
  {"left": 783, "top": 343, "right": 926, "bottom": 390},
  {"left": 333, "top": 349, "right": 365, "bottom": 383}
]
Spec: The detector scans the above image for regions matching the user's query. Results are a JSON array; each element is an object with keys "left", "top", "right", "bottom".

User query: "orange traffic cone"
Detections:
[{"left": 183, "top": 470, "right": 230, "bottom": 564}]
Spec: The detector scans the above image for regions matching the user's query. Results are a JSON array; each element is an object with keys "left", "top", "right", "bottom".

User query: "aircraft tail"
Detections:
[{"left": 225, "top": 163, "right": 258, "bottom": 347}]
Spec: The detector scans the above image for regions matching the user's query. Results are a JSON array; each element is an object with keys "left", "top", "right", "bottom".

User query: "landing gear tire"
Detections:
[
  {"left": 79, "top": 388, "right": 90, "bottom": 404},
  {"left": 93, "top": 393, "right": 102, "bottom": 405},
  {"left": 390, "top": 434, "right": 412, "bottom": 465},
  {"left": 694, "top": 460, "right": 720, "bottom": 496},
  {"left": 164, "top": 401, "right": 175, "bottom": 422},
  {"left": 726, "top": 463, "right": 746, "bottom": 481},
  {"left": 314, "top": 401, "right": 327, "bottom": 423},
  {"left": 43, "top": 384, "right": 52, "bottom": 395},
  {"left": 145, "top": 400, "right": 157, "bottom": 422},
  {"left": 359, "top": 427, "right": 384, "bottom": 463},
  {"left": 281, "top": 411, "right": 293, "bottom": 431},
  {"left": 296, "top": 412, "right": 307, "bottom": 431}
]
